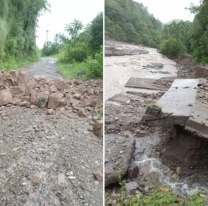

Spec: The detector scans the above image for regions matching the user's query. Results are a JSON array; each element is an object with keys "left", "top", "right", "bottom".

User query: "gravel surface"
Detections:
[
  {"left": 0, "top": 60, "right": 103, "bottom": 206},
  {"left": 29, "top": 58, "right": 63, "bottom": 79}
]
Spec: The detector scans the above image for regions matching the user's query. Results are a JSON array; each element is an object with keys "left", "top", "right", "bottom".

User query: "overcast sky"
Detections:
[
  {"left": 136, "top": 0, "right": 201, "bottom": 23},
  {"left": 36, "top": 0, "right": 103, "bottom": 48}
]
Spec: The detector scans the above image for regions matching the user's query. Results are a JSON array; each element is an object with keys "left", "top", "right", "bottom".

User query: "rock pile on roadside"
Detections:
[{"left": 0, "top": 68, "right": 103, "bottom": 136}]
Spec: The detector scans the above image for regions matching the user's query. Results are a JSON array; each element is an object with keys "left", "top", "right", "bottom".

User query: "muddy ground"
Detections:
[
  {"left": 0, "top": 59, "right": 103, "bottom": 206},
  {"left": 105, "top": 39, "right": 208, "bottom": 203}
]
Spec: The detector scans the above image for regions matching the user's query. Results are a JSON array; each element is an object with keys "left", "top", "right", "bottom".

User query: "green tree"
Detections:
[
  {"left": 64, "top": 19, "right": 83, "bottom": 40},
  {"left": 90, "top": 12, "right": 103, "bottom": 51},
  {"left": 105, "top": 0, "right": 163, "bottom": 47},
  {"left": 159, "top": 37, "right": 186, "bottom": 57}
]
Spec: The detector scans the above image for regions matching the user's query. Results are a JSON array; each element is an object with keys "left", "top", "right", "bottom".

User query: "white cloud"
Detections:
[
  {"left": 36, "top": 0, "right": 103, "bottom": 48},
  {"left": 134, "top": 0, "right": 200, "bottom": 23}
]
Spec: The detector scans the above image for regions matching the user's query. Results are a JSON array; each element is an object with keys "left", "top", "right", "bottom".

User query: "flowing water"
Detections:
[
  {"left": 105, "top": 40, "right": 208, "bottom": 195},
  {"left": 105, "top": 41, "right": 178, "bottom": 100}
]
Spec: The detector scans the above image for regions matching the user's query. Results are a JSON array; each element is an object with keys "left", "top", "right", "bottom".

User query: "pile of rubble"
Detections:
[{"left": 0, "top": 68, "right": 103, "bottom": 136}]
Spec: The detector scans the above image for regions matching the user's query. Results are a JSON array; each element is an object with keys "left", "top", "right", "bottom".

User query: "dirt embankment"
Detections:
[{"left": 176, "top": 54, "right": 208, "bottom": 78}]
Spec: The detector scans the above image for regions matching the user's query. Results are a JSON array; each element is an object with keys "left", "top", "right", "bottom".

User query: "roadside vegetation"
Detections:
[
  {"left": 0, "top": 0, "right": 48, "bottom": 71},
  {"left": 42, "top": 12, "right": 103, "bottom": 80},
  {"left": 105, "top": 0, "right": 208, "bottom": 63},
  {"left": 106, "top": 189, "right": 208, "bottom": 206},
  {"left": 105, "top": 178, "right": 208, "bottom": 206}
]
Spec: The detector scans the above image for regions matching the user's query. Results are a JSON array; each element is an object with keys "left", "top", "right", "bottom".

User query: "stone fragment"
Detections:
[
  {"left": 31, "top": 175, "right": 41, "bottom": 186},
  {"left": 10, "top": 86, "right": 25, "bottom": 96},
  {"left": 48, "top": 94, "right": 59, "bottom": 109},
  {"left": 160, "top": 184, "right": 170, "bottom": 193},
  {"left": 31, "top": 90, "right": 37, "bottom": 104},
  {"left": 93, "top": 170, "right": 103, "bottom": 181},
  {"left": 18, "top": 68, "right": 30, "bottom": 86},
  {"left": 56, "top": 80, "right": 67, "bottom": 91},
  {"left": 58, "top": 98, "right": 67, "bottom": 107},
  {"left": 128, "top": 166, "right": 139, "bottom": 178},
  {"left": 57, "top": 173, "right": 66, "bottom": 186},
  {"left": 25, "top": 79, "right": 36, "bottom": 95},
  {"left": 125, "top": 181, "right": 138, "bottom": 195},
  {"left": 0, "top": 90, "right": 13, "bottom": 106},
  {"left": 36, "top": 91, "right": 49, "bottom": 108},
  {"left": 78, "top": 108, "right": 87, "bottom": 117},
  {"left": 93, "top": 120, "right": 103, "bottom": 137},
  {"left": 90, "top": 99, "right": 97, "bottom": 107},
  {"left": 176, "top": 167, "right": 182, "bottom": 175},
  {"left": 47, "top": 109, "right": 54, "bottom": 115},
  {"left": 73, "top": 93, "right": 81, "bottom": 100},
  {"left": 10, "top": 70, "right": 19, "bottom": 84}
]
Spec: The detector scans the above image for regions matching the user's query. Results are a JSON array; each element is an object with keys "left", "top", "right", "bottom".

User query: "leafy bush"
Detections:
[
  {"left": 159, "top": 38, "right": 186, "bottom": 57},
  {"left": 60, "top": 42, "right": 90, "bottom": 63},
  {"left": 57, "top": 47, "right": 103, "bottom": 80},
  {"left": 86, "top": 46, "right": 103, "bottom": 79}
]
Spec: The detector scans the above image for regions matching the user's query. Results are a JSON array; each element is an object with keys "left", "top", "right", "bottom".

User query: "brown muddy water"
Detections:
[
  {"left": 105, "top": 39, "right": 208, "bottom": 195},
  {"left": 105, "top": 40, "right": 178, "bottom": 100}
]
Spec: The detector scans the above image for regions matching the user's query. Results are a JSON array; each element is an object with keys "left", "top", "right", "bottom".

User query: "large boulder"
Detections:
[
  {"left": 0, "top": 90, "right": 13, "bottom": 106},
  {"left": 56, "top": 80, "right": 68, "bottom": 91},
  {"left": 25, "top": 78, "right": 36, "bottom": 95},
  {"left": 105, "top": 133, "right": 135, "bottom": 186},
  {"left": 36, "top": 91, "right": 49, "bottom": 108},
  {"left": 10, "top": 70, "right": 19, "bottom": 85},
  {"left": 0, "top": 71, "right": 16, "bottom": 86},
  {"left": 48, "top": 93, "right": 60, "bottom": 109},
  {"left": 18, "top": 68, "right": 30, "bottom": 86},
  {"left": 10, "top": 86, "right": 25, "bottom": 96}
]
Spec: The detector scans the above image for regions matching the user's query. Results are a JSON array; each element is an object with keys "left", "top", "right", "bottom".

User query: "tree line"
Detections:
[
  {"left": 42, "top": 12, "right": 103, "bottom": 80},
  {"left": 105, "top": 0, "right": 208, "bottom": 64},
  {"left": 0, "top": 0, "right": 48, "bottom": 71}
]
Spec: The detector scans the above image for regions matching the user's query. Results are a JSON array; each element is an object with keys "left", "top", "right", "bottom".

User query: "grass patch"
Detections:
[
  {"left": 57, "top": 61, "right": 89, "bottom": 80},
  {"left": 0, "top": 55, "right": 40, "bottom": 72},
  {"left": 188, "top": 103, "right": 193, "bottom": 106},
  {"left": 106, "top": 189, "right": 208, "bottom": 206},
  {"left": 147, "top": 104, "right": 162, "bottom": 110},
  {"left": 62, "top": 159, "right": 67, "bottom": 166}
]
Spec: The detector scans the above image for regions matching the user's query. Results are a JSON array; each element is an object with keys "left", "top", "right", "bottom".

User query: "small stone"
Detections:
[
  {"left": 125, "top": 181, "right": 138, "bottom": 195},
  {"left": 176, "top": 167, "right": 182, "bottom": 175},
  {"left": 160, "top": 184, "right": 169, "bottom": 193},
  {"left": 30, "top": 105, "right": 36, "bottom": 109},
  {"left": 93, "top": 170, "right": 103, "bottom": 181},
  {"left": 93, "top": 120, "right": 103, "bottom": 137},
  {"left": 47, "top": 109, "right": 54, "bottom": 115},
  {"left": 31, "top": 175, "right": 41, "bottom": 186},
  {"left": 68, "top": 176, "right": 76, "bottom": 180},
  {"left": 127, "top": 166, "right": 139, "bottom": 178},
  {"left": 57, "top": 173, "right": 66, "bottom": 186}
]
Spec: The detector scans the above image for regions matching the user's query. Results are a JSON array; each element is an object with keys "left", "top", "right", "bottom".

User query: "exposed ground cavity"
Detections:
[{"left": 162, "top": 125, "right": 208, "bottom": 174}]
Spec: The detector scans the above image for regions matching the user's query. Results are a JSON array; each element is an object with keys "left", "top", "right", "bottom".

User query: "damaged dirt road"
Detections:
[
  {"left": 105, "top": 39, "right": 208, "bottom": 203},
  {"left": 0, "top": 58, "right": 103, "bottom": 206}
]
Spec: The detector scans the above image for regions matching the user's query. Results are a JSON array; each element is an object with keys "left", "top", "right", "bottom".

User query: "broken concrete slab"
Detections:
[
  {"left": 158, "top": 79, "right": 198, "bottom": 116},
  {"left": 109, "top": 94, "right": 131, "bottom": 104},
  {"left": 125, "top": 78, "right": 164, "bottom": 90},
  {"left": 157, "top": 79, "right": 198, "bottom": 126},
  {"left": 141, "top": 79, "right": 199, "bottom": 127},
  {"left": 185, "top": 100, "right": 208, "bottom": 139}
]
